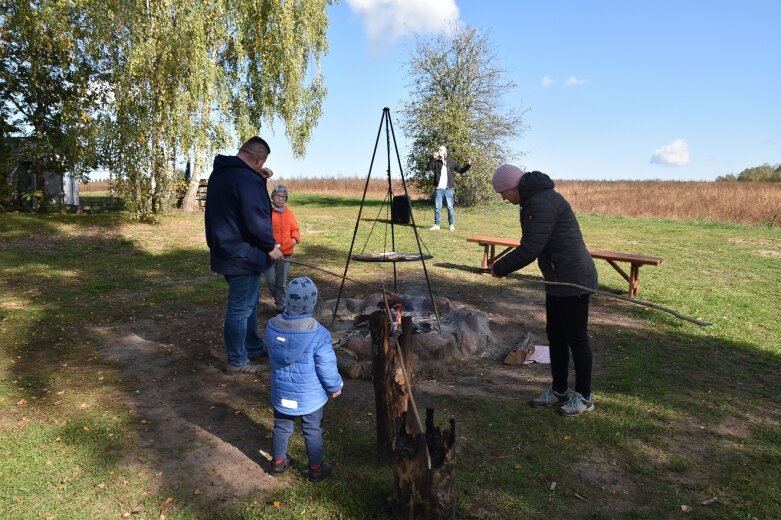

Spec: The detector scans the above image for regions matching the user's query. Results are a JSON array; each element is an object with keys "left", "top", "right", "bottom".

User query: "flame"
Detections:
[{"left": 392, "top": 303, "right": 403, "bottom": 327}]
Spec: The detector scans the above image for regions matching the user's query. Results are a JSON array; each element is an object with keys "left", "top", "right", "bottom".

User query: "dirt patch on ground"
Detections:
[{"left": 96, "top": 313, "right": 280, "bottom": 509}]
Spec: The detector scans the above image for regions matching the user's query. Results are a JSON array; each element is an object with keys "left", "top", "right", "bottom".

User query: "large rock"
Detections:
[
  {"left": 411, "top": 333, "right": 457, "bottom": 361},
  {"left": 452, "top": 308, "right": 490, "bottom": 357},
  {"left": 345, "top": 335, "right": 373, "bottom": 360}
]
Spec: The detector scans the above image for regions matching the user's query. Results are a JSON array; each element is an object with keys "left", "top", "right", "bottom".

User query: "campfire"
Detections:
[{"left": 317, "top": 293, "right": 494, "bottom": 380}]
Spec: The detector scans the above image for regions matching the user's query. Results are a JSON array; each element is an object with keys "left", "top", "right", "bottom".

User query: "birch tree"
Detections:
[{"left": 101, "top": 0, "right": 332, "bottom": 220}]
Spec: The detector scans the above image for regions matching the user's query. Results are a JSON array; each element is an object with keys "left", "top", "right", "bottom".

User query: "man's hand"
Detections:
[
  {"left": 260, "top": 167, "right": 274, "bottom": 179},
  {"left": 330, "top": 390, "right": 342, "bottom": 398},
  {"left": 268, "top": 247, "right": 284, "bottom": 263}
]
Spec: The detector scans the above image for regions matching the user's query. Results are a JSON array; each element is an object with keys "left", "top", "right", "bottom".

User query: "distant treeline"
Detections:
[{"left": 716, "top": 164, "right": 781, "bottom": 182}]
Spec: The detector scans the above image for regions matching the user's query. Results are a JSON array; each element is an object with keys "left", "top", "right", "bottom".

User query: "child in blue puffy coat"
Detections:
[{"left": 265, "top": 276, "right": 343, "bottom": 481}]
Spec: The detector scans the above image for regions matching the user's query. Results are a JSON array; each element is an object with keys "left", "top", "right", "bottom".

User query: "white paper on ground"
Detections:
[{"left": 523, "top": 345, "right": 550, "bottom": 364}]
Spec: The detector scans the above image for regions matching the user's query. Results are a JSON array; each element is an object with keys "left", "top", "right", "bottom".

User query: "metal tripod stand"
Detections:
[{"left": 329, "top": 107, "right": 441, "bottom": 331}]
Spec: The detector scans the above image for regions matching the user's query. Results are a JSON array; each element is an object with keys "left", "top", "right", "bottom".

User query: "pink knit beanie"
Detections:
[{"left": 492, "top": 164, "right": 525, "bottom": 193}]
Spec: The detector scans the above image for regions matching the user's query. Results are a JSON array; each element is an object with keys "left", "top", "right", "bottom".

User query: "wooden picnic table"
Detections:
[{"left": 466, "top": 235, "right": 663, "bottom": 298}]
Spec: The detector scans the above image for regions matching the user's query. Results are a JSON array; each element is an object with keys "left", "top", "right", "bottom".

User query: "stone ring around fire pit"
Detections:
[{"left": 314, "top": 293, "right": 493, "bottom": 380}]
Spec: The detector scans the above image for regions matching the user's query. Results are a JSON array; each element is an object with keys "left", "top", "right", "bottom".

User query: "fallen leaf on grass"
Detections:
[
  {"left": 193, "top": 488, "right": 201, "bottom": 495},
  {"left": 701, "top": 497, "right": 718, "bottom": 506},
  {"left": 680, "top": 504, "right": 692, "bottom": 513}
]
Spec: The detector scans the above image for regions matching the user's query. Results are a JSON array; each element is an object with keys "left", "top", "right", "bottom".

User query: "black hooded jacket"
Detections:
[
  {"left": 426, "top": 156, "right": 471, "bottom": 189},
  {"left": 492, "top": 171, "right": 598, "bottom": 296},
  {"left": 204, "top": 155, "right": 276, "bottom": 275}
]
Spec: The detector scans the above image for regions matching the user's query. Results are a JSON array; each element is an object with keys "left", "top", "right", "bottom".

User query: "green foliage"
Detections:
[
  {"left": 2, "top": 0, "right": 333, "bottom": 221},
  {"left": 716, "top": 163, "right": 781, "bottom": 182},
  {"left": 400, "top": 25, "right": 526, "bottom": 206},
  {"left": 0, "top": 0, "right": 106, "bottom": 182}
]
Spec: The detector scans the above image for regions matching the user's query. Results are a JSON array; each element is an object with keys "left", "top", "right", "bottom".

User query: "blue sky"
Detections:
[{"left": 259, "top": 0, "right": 780, "bottom": 182}]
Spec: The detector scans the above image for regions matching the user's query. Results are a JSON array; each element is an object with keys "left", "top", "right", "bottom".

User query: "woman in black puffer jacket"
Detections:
[{"left": 491, "top": 165, "right": 598, "bottom": 417}]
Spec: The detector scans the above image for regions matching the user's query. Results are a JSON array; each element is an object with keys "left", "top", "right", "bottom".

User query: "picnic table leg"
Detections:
[
  {"left": 481, "top": 245, "right": 490, "bottom": 269},
  {"left": 629, "top": 263, "right": 640, "bottom": 298}
]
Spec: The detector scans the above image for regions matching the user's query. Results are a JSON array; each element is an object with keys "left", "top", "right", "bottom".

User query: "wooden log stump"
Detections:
[
  {"left": 371, "top": 311, "right": 416, "bottom": 464},
  {"left": 392, "top": 408, "right": 457, "bottom": 520}
]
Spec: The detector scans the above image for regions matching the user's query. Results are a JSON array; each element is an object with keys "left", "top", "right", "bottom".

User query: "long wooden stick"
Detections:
[
  {"left": 286, "top": 258, "right": 709, "bottom": 326},
  {"left": 510, "top": 275, "right": 711, "bottom": 326},
  {"left": 286, "top": 258, "right": 391, "bottom": 295}
]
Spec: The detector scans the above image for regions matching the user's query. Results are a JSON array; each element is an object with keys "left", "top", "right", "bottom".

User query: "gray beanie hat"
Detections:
[
  {"left": 271, "top": 184, "right": 288, "bottom": 201},
  {"left": 284, "top": 276, "right": 318, "bottom": 316}
]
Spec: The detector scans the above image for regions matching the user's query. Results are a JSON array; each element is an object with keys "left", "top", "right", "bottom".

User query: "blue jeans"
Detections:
[
  {"left": 223, "top": 273, "right": 263, "bottom": 366},
  {"left": 433, "top": 188, "right": 455, "bottom": 226},
  {"left": 272, "top": 405, "right": 325, "bottom": 467}
]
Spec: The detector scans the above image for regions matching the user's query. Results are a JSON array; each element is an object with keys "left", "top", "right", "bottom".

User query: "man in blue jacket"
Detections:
[{"left": 205, "top": 137, "right": 284, "bottom": 374}]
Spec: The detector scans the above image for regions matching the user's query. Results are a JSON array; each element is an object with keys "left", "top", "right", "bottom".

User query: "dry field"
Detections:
[{"left": 80, "top": 178, "right": 781, "bottom": 226}]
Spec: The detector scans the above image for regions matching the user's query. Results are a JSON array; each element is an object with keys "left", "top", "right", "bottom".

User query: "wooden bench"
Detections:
[{"left": 466, "top": 235, "right": 663, "bottom": 298}]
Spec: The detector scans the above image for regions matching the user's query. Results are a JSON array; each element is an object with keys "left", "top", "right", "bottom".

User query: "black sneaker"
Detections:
[
  {"left": 225, "top": 362, "right": 264, "bottom": 375},
  {"left": 270, "top": 456, "right": 291, "bottom": 476},
  {"left": 307, "top": 462, "right": 332, "bottom": 482}
]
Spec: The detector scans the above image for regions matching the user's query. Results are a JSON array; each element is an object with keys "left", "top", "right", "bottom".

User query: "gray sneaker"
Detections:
[
  {"left": 529, "top": 387, "right": 569, "bottom": 408},
  {"left": 559, "top": 392, "right": 594, "bottom": 416},
  {"left": 225, "top": 362, "right": 264, "bottom": 375}
]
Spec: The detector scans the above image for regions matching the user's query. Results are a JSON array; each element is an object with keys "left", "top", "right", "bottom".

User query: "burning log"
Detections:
[
  {"left": 371, "top": 309, "right": 416, "bottom": 464},
  {"left": 391, "top": 409, "right": 457, "bottom": 520}
]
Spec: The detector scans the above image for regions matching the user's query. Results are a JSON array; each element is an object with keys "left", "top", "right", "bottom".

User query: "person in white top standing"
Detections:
[{"left": 426, "top": 145, "right": 471, "bottom": 231}]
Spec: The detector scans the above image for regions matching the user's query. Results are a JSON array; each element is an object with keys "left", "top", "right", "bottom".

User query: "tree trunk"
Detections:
[
  {"left": 371, "top": 311, "right": 416, "bottom": 464},
  {"left": 182, "top": 154, "right": 203, "bottom": 213},
  {"left": 392, "top": 409, "right": 457, "bottom": 520}
]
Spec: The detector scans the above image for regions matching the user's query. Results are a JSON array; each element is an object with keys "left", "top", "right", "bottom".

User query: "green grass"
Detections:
[{"left": 1, "top": 196, "right": 780, "bottom": 519}]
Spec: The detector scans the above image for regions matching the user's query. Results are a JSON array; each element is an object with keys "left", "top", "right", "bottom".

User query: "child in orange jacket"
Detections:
[{"left": 264, "top": 184, "right": 301, "bottom": 313}]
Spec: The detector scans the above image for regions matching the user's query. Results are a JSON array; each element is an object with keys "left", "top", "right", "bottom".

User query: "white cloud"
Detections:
[
  {"left": 346, "top": 0, "right": 460, "bottom": 49},
  {"left": 650, "top": 138, "right": 690, "bottom": 166},
  {"left": 541, "top": 76, "right": 556, "bottom": 88},
  {"left": 564, "top": 75, "right": 589, "bottom": 86}
]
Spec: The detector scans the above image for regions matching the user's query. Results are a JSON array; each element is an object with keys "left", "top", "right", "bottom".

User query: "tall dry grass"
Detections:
[
  {"left": 78, "top": 178, "right": 780, "bottom": 227},
  {"left": 280, "top": 178, "right": 781, "bottom": 227},
  {"left": 556, "top": 180, "right": 780, "bottom": 227},
  {"left": 274, "top": 177, "right": 424, "bottom": 199}
]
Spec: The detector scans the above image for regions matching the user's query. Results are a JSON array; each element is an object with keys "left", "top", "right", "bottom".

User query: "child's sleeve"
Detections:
[
  {"left": 313, "top": 327, "right": 343, "bottom": 393},
  {"left": 290, "top": 210, "right": 301, "bottom": 244}
]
